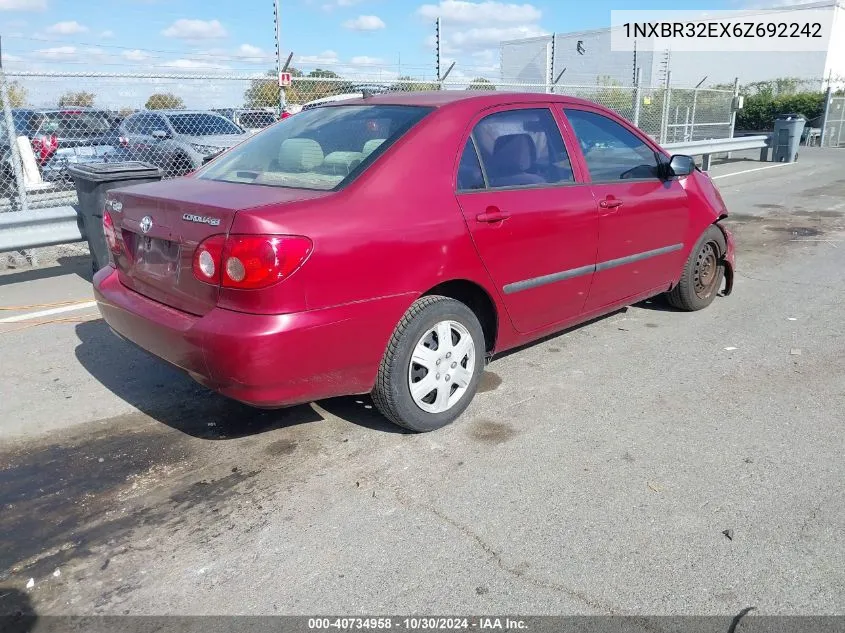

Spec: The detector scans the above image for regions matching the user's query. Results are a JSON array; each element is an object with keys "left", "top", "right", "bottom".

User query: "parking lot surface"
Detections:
[{"left": 1, "top": 150, "right": 844, "bottom": 616}]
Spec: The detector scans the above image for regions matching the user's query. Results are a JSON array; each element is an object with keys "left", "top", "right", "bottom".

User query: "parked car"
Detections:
[
  {"left": 213, "top": 108, "right": 278, "bottom": 134},
  {"left": 93, "top": 91, "right": 735, "bottom": 433},
  {"left": 117, "top": 110, "right": 250, "bottom": 176},
  {"left": 11, "top": 108, "right": 120, "bottom": 182},
  {"left": 300, "top": 93, "right": 364, "bottom": 111}
]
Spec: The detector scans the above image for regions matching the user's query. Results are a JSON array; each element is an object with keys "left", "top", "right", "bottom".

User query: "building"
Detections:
[{"left": 500, "top": 0, "right": 845, "bottom": 89}]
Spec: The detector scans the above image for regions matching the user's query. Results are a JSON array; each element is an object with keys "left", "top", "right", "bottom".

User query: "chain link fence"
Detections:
[{"left": 1, "top": 70, "right": 735, "bottom": 269}]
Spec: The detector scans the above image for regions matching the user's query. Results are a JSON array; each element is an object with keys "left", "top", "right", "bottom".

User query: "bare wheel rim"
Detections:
[
  {"left": 408, "top": 320, "right": 476, "bottom": 414},
  {"left": 693, "top": 242, "right": 719, "bottom": 300}
]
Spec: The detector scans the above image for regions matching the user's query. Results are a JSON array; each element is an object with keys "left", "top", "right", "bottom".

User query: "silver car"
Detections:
[{"left": 118, "top": 110, "right": 250, "bottom": 176}]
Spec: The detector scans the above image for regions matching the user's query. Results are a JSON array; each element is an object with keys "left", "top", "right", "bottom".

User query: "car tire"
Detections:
[
  {"left": 666, "top": 225, "right": 727, "bottom": 311},
  {"left": 169, "top": 153, "right": 193, "bottom": 177},
  {"left": 372, "top": 295, "right": 485, "bottom": 432}
]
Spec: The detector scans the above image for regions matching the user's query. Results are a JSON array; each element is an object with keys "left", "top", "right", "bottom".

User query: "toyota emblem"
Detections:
[{"left": 140, "top": 216, "right": 153, "bottom": 234}]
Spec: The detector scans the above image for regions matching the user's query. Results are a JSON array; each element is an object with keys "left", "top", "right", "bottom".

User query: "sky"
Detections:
[{"left": 0, "top": 0, "right": 801, "bottom": 107}]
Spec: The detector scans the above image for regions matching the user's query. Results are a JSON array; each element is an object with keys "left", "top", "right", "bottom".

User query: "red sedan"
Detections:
[{"left": 93, "top": 91, "right": 735, "bottom": 432}]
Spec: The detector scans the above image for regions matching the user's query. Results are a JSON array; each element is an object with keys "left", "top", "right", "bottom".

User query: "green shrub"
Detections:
[{"left": 736, "top": 92, "right": 825, "bottom": 130}]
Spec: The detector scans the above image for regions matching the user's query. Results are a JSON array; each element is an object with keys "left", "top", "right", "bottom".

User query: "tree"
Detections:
[
  {"left": 118, "top": 106, "right": 136, "bottom": 117},
  {"left": 58, "top": 91, "right": 96, "bottom": 107},
  {"left": 393, "top": 75, "right": 440, "bottom": 92},
  {"left": 145, "top": 93, "right": 184, "bottom": 110},
  {"left": 244, "top": 68, "right": 304, "bottom": 108},
  {"left": 1, "top": 81, "right": 28, "bottom": 108},
  {"left": 467, "top": 77, "right": 496, "bottom": 91}
]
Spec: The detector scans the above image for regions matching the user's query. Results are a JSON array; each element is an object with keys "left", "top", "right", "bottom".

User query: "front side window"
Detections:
[
  {"left": 471, "top": 108, "right": 574, "bottom": 189},
  {"left": 166, "top": 113, "right": 244, "bottom": 136},
  {"left": 238, "top": 112, "right": 277, "bottom": 129},
  {"left": 563, "top": 109, "right": 660, "bottom": 181},
  {"left": 198, "top": 104, "right": 432, "bottom": 191}
]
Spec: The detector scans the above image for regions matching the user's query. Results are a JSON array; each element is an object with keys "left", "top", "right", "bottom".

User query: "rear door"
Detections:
[
  {"left": 456, "top": 105, "right": 598, "bottom": 334},
  {"left": 562, "top": 107, "right": 689, "bottom": 311}
]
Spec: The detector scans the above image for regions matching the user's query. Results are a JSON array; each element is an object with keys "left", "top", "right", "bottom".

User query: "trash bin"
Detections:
[
  {"left": 67, "top": 162, "right": 162, "bottom": 274},
  {"left": 772, "top": 113, "right": 806, "bottom": 163}
]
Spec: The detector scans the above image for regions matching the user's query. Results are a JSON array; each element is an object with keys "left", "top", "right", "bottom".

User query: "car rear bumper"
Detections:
[{"left": 93, "top": 266, "right": 413, "bottom": 407}]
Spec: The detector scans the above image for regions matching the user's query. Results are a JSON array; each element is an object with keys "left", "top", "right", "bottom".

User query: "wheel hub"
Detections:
[{"left": 408, "top": 320, "right": 476, "bottom": 414}]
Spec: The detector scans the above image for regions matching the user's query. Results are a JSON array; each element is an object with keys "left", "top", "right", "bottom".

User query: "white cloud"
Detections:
[
  {"left": 350, "top": 55, "right": 384, "bottom": 65},
  {"left": 235, "top": 43, "right": 269, "bottom": 62},
  {"left": 296, "top": 50, "right": 340, "bottom": 65},
  {"left": 448, "top": 25, "right": 546, "bottom": 50},
  {"left": 417, "top": 0, "right": 541, "bottom": 24},
  {"left": 161, "top": 19, "right": 228, "bottom": 40},
  {"left": 343, "top": 15, "right": 385, "bottom": 31},
  {"left": 45, "top": 20, "right": 89, "bottom": 35},
  {"left": 159, "top": 58, "right": 230, "bottom": 70},
  {"left": 322, "top": 0, "right": 363, "bottom": 10},
  {"left": 2, "top": 53, "right": 24, "bottom": 62},
  {"left": 34, "top": 46, "right": 76, "bottom": 59},
  {"left": 100, "top": 30, "right": 115, "bottom": 38},
  {"left": 0, "top": 0, "right": 46, "bottom": 10},
  {"left": 122, "top": 49, "right": 152, "bottom": 61}
]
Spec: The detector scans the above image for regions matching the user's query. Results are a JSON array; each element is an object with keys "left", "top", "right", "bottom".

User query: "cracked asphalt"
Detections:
[{"left": 1, "top": 149, "right": 843, "bottom": 617}]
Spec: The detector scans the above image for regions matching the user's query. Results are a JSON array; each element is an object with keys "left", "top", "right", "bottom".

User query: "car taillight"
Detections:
[
  {"left": 280, "top": 111, "right": 291, "bottom": 119},
  {"left": 103, "top": 210, "right": 120, "bottom": 255},
  {"left": 192, "top": 234, "right": 312, "bottom": 289},
  {"left": 31, "top": 134, "right": 58, "bottom": 163}
]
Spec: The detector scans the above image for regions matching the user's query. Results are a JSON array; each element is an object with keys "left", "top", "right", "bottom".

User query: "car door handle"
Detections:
[
  {"left": 599, "top": 197, "right": 624, "bottom": 209},
  {"left": 476, "top": 208, "right": 511, "bottom": 223}
]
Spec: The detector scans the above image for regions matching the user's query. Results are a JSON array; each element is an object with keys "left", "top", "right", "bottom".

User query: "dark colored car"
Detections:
[
  {"left": 93, "top": 91, "right": 736, "bottom": 432},
  {"left": 8, "top": 107, "right": 121, "bottom": 182}
]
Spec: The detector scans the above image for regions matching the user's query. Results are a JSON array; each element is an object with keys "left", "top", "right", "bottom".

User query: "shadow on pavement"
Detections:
[
  {"left": 0, "top": 255, "right": 92, "bottom": 287},
  {"left": 73, "top": 319, "right": 405, "bottom": 438},
  {"left": 0, "top": 588, "right": 36, "bottom": 633}
]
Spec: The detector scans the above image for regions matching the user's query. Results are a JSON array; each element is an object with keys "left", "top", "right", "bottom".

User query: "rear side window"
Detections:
[
  {"left": 198, "top": 105, "right": 432, "bottom": 191},
  {"left": 239, "top": 112, "right": 276, "bottom": 129},
  {"left": 471, "top": 108, "right": 574, "bottom": 189},
  {"left": 563, "top": 109, "right": 660, "bottom": 181},
  {"left": 457, "top": 139, "right": 485, "bottom": 191},
  {"left": 167, "top": 113, "right": 243, "bottom": 136}
]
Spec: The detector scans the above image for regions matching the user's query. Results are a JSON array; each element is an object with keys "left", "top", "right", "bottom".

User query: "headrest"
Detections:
[{"left": 278, "top": 138, "right": 324, "bottom": 172}]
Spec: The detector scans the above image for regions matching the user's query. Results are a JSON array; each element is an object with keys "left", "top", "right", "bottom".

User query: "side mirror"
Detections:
[
  {"left": 668, "top": 154, "right": 695, "bottom": 177},
  {"left": 151, "top": 130, "right": 168, "bottom": 140}
]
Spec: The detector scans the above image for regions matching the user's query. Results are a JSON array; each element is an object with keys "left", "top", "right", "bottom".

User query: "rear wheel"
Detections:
[
  {"left": 666, "top": 225, "right": 726, "bottom": 311},
  {"left": 169, "top": 153, "right": 193, "bottom": 177},
  {"left": 372, "top": 295, "right": 485, "bottom": 432}
]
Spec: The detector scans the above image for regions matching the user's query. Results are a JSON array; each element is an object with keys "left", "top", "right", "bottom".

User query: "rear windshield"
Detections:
[
  {"left": 197, "top": 104, "right": 431, "bottom": 191},
  {"left": 167, "top": 113, "right": 244, "bottom": 136},
  {"left": 238, "top": 112, "right": 276, "bottom": 129},
  {"left": 40, "top": 111, "right": 113, "bottom": 137}
]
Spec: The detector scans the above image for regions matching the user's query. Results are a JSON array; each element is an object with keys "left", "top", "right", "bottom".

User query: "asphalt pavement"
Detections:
[{"left": 1, "top": 149, "right": 843, "bottom": 617}]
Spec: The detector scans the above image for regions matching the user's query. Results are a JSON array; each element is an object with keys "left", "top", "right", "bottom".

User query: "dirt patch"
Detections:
[
  {"left": 477, "top": 372, "right": 503, "bottom": 393},
  {"left": 468, "top": 419, "right": 516, "bottom": 445},
  {"left": 265, "top": 439, "right": 298, "bottom": 456},
  {"left": 754, "top": 203, "right": 784, "bottom": 210},
  {"left": 765, "top": 226, "right": 824, "bottom": 237}
]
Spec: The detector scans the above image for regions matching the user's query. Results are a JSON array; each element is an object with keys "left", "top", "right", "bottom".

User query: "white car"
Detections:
[{"left": 300, "top": 93, "right": 364, "bottom": 112}]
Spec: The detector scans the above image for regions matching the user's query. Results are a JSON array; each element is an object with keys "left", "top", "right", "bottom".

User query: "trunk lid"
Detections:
[{"left": 110, "top": 178, "right": 331, "bottom": 315}]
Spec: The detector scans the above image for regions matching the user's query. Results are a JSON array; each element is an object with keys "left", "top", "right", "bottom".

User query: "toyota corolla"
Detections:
[{"left": 93, "top": 91, "right": 735, "bottom": 432}]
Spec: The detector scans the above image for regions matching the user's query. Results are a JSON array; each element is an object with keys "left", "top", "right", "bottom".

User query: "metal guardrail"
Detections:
[
  {"left": 664, "top": 135, "right": 771, "bottom": 170},
  {"left": 0, "top": 206, "right": 84, "bottom": 252}
]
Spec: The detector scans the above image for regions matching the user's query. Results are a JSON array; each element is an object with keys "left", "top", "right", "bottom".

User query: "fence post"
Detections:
[
  {"left": 819, "top": 86, "right": 832, "bottom": 147},
  {"left": 548, "top": 33, "right": 555, "bottom": 95},
  {"left": 0, "top": 69, "right": 29, "bottom": 213},
  {"left": 726, "top": 76, "right": 739, "bottom": 158},
  {"left": 632, "top": 67, "right": 642, "bottom": 127},
  {"left": 660, "top": 71, "right": 672, "bottom": 144}
]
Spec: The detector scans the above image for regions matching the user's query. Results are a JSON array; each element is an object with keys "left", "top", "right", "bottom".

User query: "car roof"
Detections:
[
  {"left": 326, "top": 91, "right": 599, "bottom": 109},
  {"left": 140, "top": 109, "right": 228, "bottom": 116}
]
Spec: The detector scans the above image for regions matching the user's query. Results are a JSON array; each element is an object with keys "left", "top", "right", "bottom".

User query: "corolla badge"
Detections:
[
  {"left": 140, "top": 216, "right": 153, "bottom": 234},
  {"left": 182, "top": 213, "right": 221, "bottom": 226}
]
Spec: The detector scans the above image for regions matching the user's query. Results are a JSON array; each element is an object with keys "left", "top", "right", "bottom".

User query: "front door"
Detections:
[
  {"left": 562, "top": 107, "right": 689, "bottom": 311},
  {"left": 456, "top": 106, "right": 598, "bottom": 334}
]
